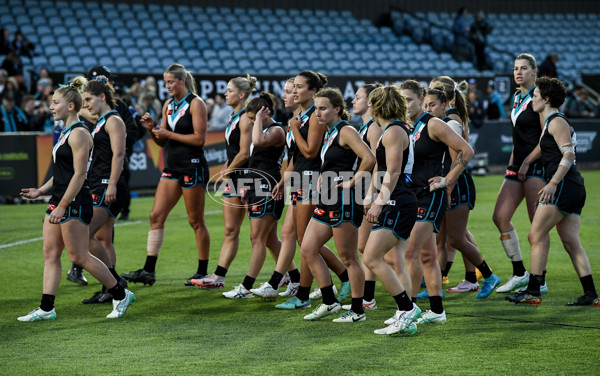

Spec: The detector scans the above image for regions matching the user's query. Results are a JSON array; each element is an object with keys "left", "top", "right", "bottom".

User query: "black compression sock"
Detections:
[
  {"left": 242, "top": 275, "right": 256, "bottom": 291},
  {"left": 443, "top": 261, "right": 453, "bottom": 277},
  {"left": 143, "top": 256, "right": 158, "bottom": 273},
  {"left": 337, "top": 269, "right": 349, "bottom": 283},
  {"left": 288, "top": 269, "right": 300, "bottom": 283},
  {"left": 108, "top": 266, "right": 120, "bottom": 281},
  {"left": 429, "top": 296, "right": 444, "bottom": 314},
  {"left": 351, "top": 297, "right": 364, "bottom": 314},
  {"left": 465, "top": 271, "right": 477, "bottom": 283},
  {"left": 40, "top": 294, "right": 55, "bottom": 311},
  {"left": 527, "top": 274, "right": 542, "bottom": 295},
  {"left": 476, "top": 260, "right": 493, "bottom": 279},
  {"left": 296, "top": 286, "right": 311, "bottom": 301},
  {"left": 512, "top": 261, "right": 526, "bottom": 277},
  {"left": 108, "top": 284, "right": 125, "bottom": 300},
  {"left": 268, "top": 271, "right": 284, "bottom": 289},
  {"left": 321, "top": 285, "right": 337, "bottom": 305},
  {"left": 363, "top": 280, "right": 376, "bottom": 302},
  {"left": 580, "top": 275, "right": 597, "bottom": 296},
  {"left": 215, "top": 265, "right": 228, "bottom": 278},
  {"left": 541, "top": 269, "right": 547, "bottom": 285},
  {"left": 393, "top": 291, "right": 413, "bottom": 311},
  {"left": 197, "top": 259, "right": 208, "bottom": 276}
]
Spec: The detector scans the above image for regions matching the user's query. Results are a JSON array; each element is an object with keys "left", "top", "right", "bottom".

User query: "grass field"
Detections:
[{"left": 1, "top": 172, "right": 599, "bottom": 375}]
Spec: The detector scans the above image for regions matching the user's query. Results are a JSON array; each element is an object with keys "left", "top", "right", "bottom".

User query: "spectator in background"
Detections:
[
  {"left": 1, "top": 92, "right": 29, "bottom": 132},
  {"left": 3, "top": 76, "right": 23, "bottom": 107},
  {"left": 470, "top": 11, "right": 492, "bottom": 70},
  {"left": 140, "top": 76, "right": 158, "bottom": 96},
  {"left": 135, "top": 91, "right": 161, "bottom": 122},
  {"left": 566, "top": 88, "right": 596, "bottom": 118},
  {"left": 467, "top": 90, "right": 485, "bottom": 129},
  {"left": 128, "top": 81, "right": 141, "bottom": 106},
  {"left": 205, "top": 97, "right": 215, "bottom": 127},
  {"left": 11, "top": 30, "right": 34, "bottom": 59},
  {"left": 1, "top": 52, "right": 24, "bottom": 86},
  {"left": 22, "top": 94, "right": 52, "bottom": 132},
  {"left": 538, "top": 54, "right": 559, "bottom": 78},
  {"left": 0, "top": 69, "right": 8, "bottom": 96},
  {"left": 0, "top": 28, "right": 11, "bottom": 55},
  {"left": 485, "top": 80, "right": 506, "bottom": 120},
  {"left": 468, "top": 78, "right": 484, "bottom": 101},
  {"left": 33, "top": 78, "right": 52, "bottom": 101},
  {"left": 209, "top": 93, "right": 232, "bottom": 130},
  {"left": 452, "top": 7, "right": 470, "bottom": 62}
]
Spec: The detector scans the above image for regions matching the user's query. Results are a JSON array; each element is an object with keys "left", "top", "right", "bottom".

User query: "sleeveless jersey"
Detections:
[
  {"left": 320, "top": 121, "right": 357, "bottom": 174},
  {"left": 293, "top": 104, "right": 321, "bottom": 173},
  {"left": 540, "top": 112, "right": 578, "bottom": 179},
  {"left": 511, "top": 86, "right": 542, "bottom": 167},
  {"left": 285, "top": 117, "right": 296, "bottom": 163},
  {"left": 410, "top": 112, "right": 450, "bottom": 189},
  {"left": 375, "top": 120, "right": 414, "bottom": 199},
  {"left": 225, "top": 107, "right": 247, "bottom": 167},
  {"left": 88, "top": 110, "right": 124, "bottom": 188},
  {"left": 446, "top": 107, "right": 460, "bottom": 118},
  {"left": 51, "top": 121, "right": 91, "bottom": 204},
  {"left": 164, "top": 93, "right": 207, "bottom": 171},
  {"left": 248, "top": 122, "right": 286, "bottom": 181},
  {"left": 355, "top": 118, "right": 375, "bottom": 168}
]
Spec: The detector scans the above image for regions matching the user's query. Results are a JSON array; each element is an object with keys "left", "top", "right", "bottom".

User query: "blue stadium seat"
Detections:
[
  {"left": 282, "top": 59, "right": 296, "bottom": 71},
  {"left": 49, "top": 55, "right": 66, "bottom": 69},
  {"left": 191, "top": 57, "right": 207, "bottom": 70},
  {"left": 203, "top": 49, "right": 218, "bottom": 60},
  {"left": 66, "top": 56, "right": 83, "bottom": 71}
]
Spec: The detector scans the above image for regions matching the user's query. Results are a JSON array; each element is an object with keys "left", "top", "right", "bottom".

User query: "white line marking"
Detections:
[{"left": 0, "top": 210, "right": 222, "bottom": 249}]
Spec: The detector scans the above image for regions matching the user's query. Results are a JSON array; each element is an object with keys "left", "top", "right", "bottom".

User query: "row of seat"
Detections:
[{"left": 4, "top": 0, "right": 485, "bottom": 77}]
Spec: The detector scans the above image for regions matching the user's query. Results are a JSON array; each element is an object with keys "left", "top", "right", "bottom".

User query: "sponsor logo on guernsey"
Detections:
[
  {"left": 101, "top": 179, "right": 110, "bottom": 184},
  {"left": 191, "top": 158, "right": 199, "bottom": 163},
  {"left": 314, "top": 208, "right": 325, "bottom": 216},
  {"left": 505, "top": 169, "right": 517, "bottom": 177}
]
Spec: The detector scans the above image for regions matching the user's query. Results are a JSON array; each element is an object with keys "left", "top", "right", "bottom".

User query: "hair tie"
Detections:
[
  {"left": 59, "top": 80, "right": 73, "bottom": 89},
  {"left": 454, "top": 84, "right": 459, "bottom": 91}
]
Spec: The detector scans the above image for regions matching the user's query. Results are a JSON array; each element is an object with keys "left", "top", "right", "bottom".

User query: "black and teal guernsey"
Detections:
[
  {"left": 320, "top": 121, "right": 357, "bottom": 175},
  {"left": 51, "top": 121, "right": 91, "bottom": 205},
  {"left": 410, "top": 112, "right": 450, "bottom": 189},
  {"left": 375, "top": 120, "right": 415, "bottom": 200},
  {"left": 88, "top": 110, "right": 124, "bottom": 190},
  {"left": 225, "top": 107, "right": 247, "bottom": 168},
  {"left": 164, "top": 92, "right": 208, "bottom": 172},
  {"left": 248, "top": 122, "right": 286, "bottom": 182},
  {"left": 445, "top": 107, "right": 461, "bottom": 119},
  {"left": 285, "top": 117, "right": 296, "bottom": 163},
  {"left": 510, "top": 86, "right": 542, "bottom": 168},
  {"left": 356, "top": 118, "right": 375, "bottom": 168},
  {"left": 540, "top": 112, "right": 578, "bottom": 179},
  {"left": 293, "top": 104, "right": 321, "bottom": 173}
]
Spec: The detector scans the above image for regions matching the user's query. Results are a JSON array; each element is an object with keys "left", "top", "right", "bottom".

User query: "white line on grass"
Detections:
[{"left": 0, "top": 210, "right": 222, "bottom": 250}]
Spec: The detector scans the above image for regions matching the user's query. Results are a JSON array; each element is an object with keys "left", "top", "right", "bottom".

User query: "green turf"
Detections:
[{"left": 1, "top": 172, "right": 599, "bottom": 375}]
